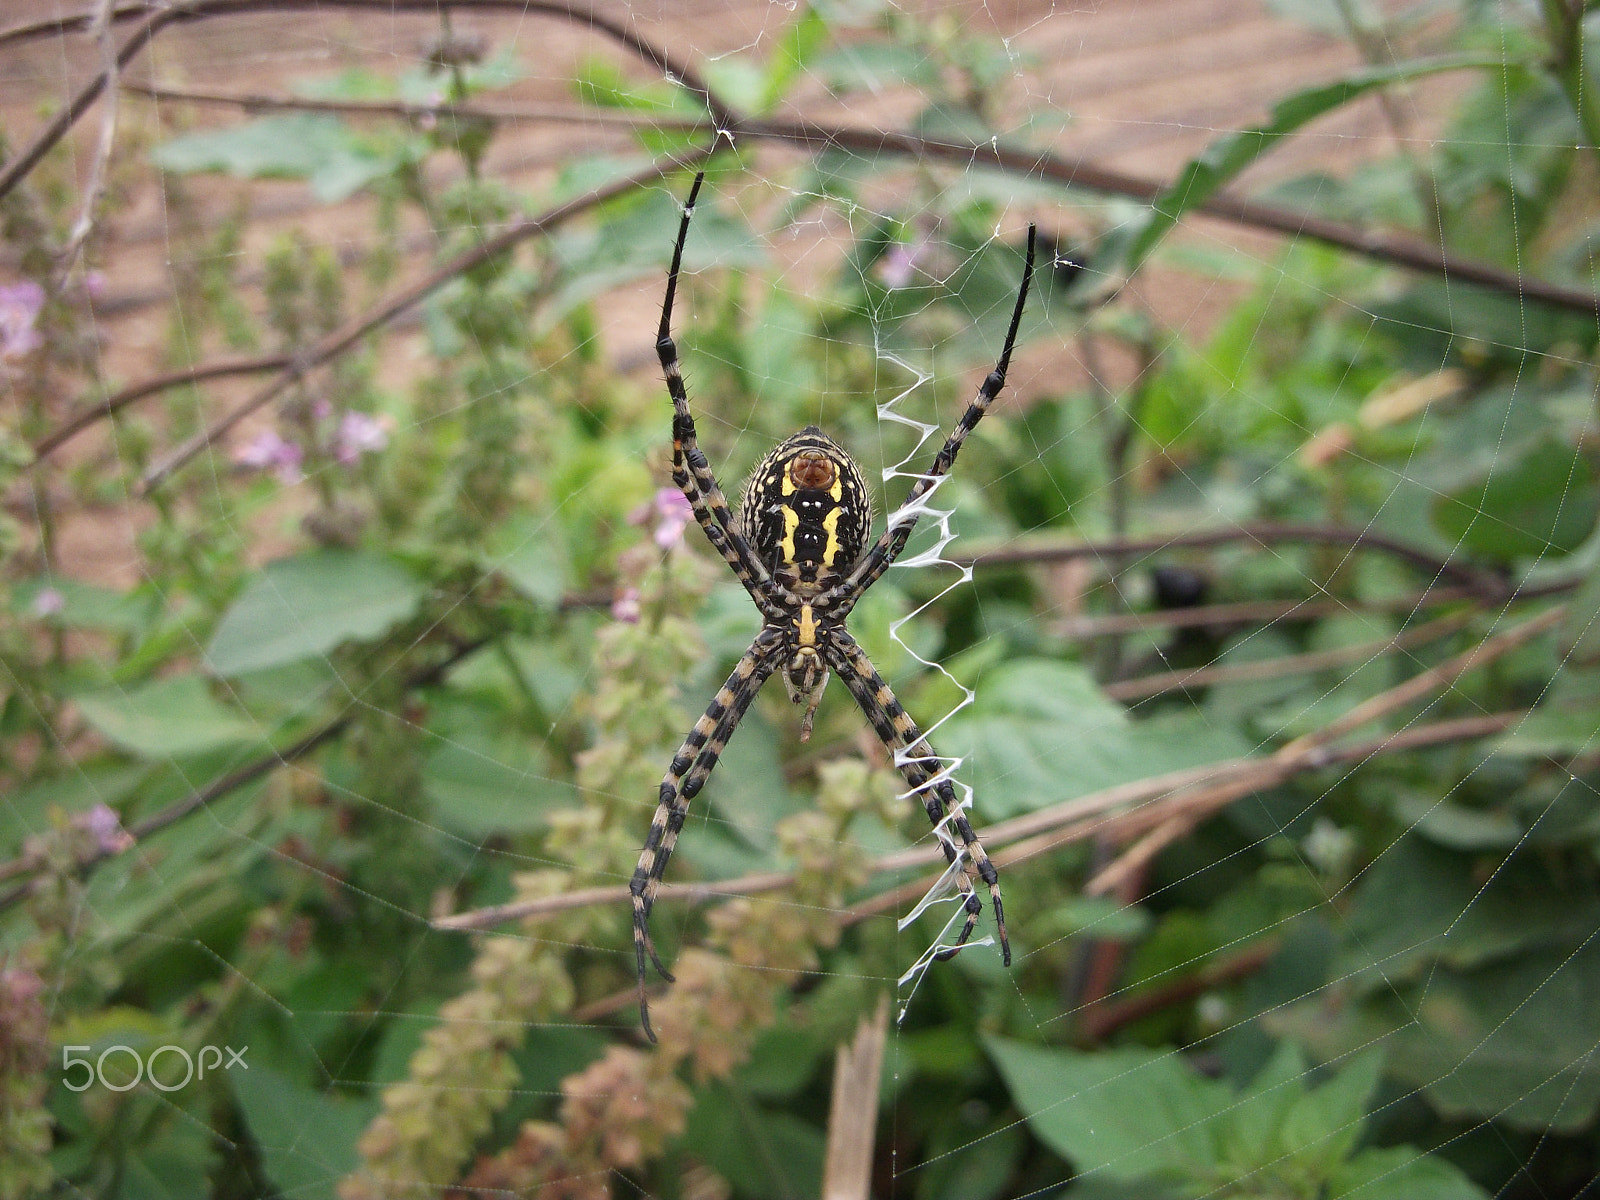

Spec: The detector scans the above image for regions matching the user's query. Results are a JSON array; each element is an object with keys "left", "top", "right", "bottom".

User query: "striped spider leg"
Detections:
[{"left": 630, "top": 172, "right": 1035, "bottom": 1040}]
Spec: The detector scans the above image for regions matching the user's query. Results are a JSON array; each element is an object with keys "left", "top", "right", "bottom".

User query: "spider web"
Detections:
[{"left": 4, "top": 1, "right": 1599, "bottom": 1198}]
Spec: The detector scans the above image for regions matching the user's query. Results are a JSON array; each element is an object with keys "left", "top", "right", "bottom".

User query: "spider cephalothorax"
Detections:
[{"left": 629, "top": 173, "right": 1035, "bottom": 1040}]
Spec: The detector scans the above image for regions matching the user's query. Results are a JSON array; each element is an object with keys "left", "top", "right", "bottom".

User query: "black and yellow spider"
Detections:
[{"left": 630, "top": 173, "right": 1036, "bottom": 1040}]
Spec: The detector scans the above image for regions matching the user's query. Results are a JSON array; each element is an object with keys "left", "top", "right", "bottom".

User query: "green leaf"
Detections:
[
  {"left": 232, "top": 1066, "right": 376, "bottom": 1200},
  {"left": 1330, "top": 1145, "right": 1489, "bottom": 1200},
  {"left": 485, "top": 514, "right": 572, "bottom": 608},
  {"left": 75, "top": 676, "right": 259, "bottom": 758},
  {"left": 760, "top": 7, "right": 830, "bottom": 113},
  {"left": 206, "top": 549, "right": 426, "bottom": 677},
  {"left": 984, "top": 1038, "right": 1228, "bottom": 1181},
  {"left": 950, "top": 663, "right": 1251, "bottom": 818},
  {"left": 421, "top": 741, "right": 574, "bottom": 837},
  {"left": 684, "top": 1083, "right": 825, "bottom": 1200},
  {"left": 152, "top": 114, "right": 395, "bottom": 201},
  {"left": 1121, "top": 56, "right": 1496, "bottom": 276},
  {"left": 1432, "top": 435, "right": 1599, "bottom": 561},
  {"left": 11, "top": 576, "right": 153, "bottom": 632},
  {"left": 1496, "top": 668, "right": 1600, "bottom": 757}
]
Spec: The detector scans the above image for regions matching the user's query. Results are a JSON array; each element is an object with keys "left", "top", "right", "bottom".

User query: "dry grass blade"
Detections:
[{"left": 823, "top": 994, "right": 890, "bottom": 1200}]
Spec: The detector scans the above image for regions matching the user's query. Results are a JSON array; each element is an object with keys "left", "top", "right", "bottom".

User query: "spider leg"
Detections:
[
  {"left": 824, "top": 225, "right": 1037, "bottom": 615},
  {"left": 825, "top": 629, "right": 1009, "bottom": 966},
  {"left": 658, "top": 173, "right": 779, "bottom": 614},
  {"left": 630, "top": 628, "right": 782, "bottom": 1041}
]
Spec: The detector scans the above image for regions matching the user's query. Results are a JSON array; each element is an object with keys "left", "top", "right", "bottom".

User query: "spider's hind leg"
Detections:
[
  {"left": 629, "top": 633, "right": 780, "bottom": 1041},
  {"left": 826, "top": 629, "right": 1010, "bottom": 967}
]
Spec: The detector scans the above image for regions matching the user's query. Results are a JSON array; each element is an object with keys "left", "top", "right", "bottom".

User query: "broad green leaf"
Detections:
[
  {"left": 1330, "top": 1145, "right": 1489, "bottom": 1199},
  {"left": 233, "top": 1066, "right": 376, "bottom": 1200},
  {"left": 206, "top": 549, "right": 426, "bottom": 677},
  {"left": 1496, "top": 669, "right": 1600, "bottom": 757},
  {"left": 421, "top": 741, "right": 573, "bottom": 837},
  {"left": 684, "top": 1083, "right": 825, "bottom": 1200},
  {"left": 75, "top": 676, "right": 259, "bottom": 758},
  {"left": 152, "top": 114, "right": 397, "bottom": 201},
  {"left": 1432, "top": 436, "right": 1599, "bottom": 561},
  {"left": 485, "top": 514, "right": 572, "bottom": 608},
  {"left": 984, "top": 1038, "right": 1227, "bottom": 1181},
  {"left": 950, "top": 663, "right": 1251, "bottom": 818},
  {"left": 1121, "top": 56, "right": 1496, "bottom": 276},
  {"left": 11, "top": 576, "right": 153, "bottom": 632},
  {"left": 760, "top": 6, "right": 830, "bottom": 113}
]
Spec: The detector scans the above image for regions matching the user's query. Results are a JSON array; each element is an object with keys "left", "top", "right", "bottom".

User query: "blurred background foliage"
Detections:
[{"left": 2, "top": 0, "right": 1599, "bottom": 1197}]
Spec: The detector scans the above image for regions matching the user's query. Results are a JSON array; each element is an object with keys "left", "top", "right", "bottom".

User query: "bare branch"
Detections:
[
  {"left": 0, "top": 0, "right": 729, "bottom": 203},
  {"left": 958, "top": 522, "right": 1512, "bottom": 599},
  {"left": 137, "top": 144, "right": 720, "bottom": 492},
  {"left": 32, "top": 354, "right": 294, "bottom": 458}
]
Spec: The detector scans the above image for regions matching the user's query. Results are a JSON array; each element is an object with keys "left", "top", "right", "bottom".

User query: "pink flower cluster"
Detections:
[
  {"left": 0, "top": 281, "right": 44, "bottom": 362},
  {"left": 233, "top": 409, "right": 394, "bottom": 483},
  {"left": 629, "top": 487, "right": 693, "bottom": 550}
]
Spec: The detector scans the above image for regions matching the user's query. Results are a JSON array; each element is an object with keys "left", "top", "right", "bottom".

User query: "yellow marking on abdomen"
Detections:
[
  {"left": 780, "top": 506, "right": 800, "bottom": 565},
  {"left": 821, "top": 507, "right": 842, "bottom": 566},
  {"left": 798, "top": 604, "right": 818, "bottom": 647}
]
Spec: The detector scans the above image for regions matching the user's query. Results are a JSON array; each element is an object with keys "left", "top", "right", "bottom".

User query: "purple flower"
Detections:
[
  {"left": 234, "top": 429, "right": 305, "bottom": 484},
  {"left": 334, "top": 411, "right": 392, "bottom": 464},
  {"left": 77, "top": 804, "right": 134, "bottom": 855},
  {"left": 651, "top": 487, "right": 693, "bottom": 549},
  {"left": 877, "top": 240, "right": 926, "bottom": 289},
  {"left": 629, "top": 488, "right": 695, "bottom": 550},
  {"left": 0, "top": 281, "right": 44, "bottom": 361},
  {"left": 31, "top": 586, "right": 64, "bottom": 618},
  {"left": 611, "top": 586, "right": 641, "bottom": 624}
]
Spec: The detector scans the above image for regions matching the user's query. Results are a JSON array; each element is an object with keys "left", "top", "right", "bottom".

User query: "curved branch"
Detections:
[
  {"left": 137, "top": 143, "right": 721, "bottom": 492},
  {"left": 956, "top": 521, "right": 1513, "bottom": 600},
  {"left": 0, "top": 0, "right": 729, "bottom": 203},
  {"left": 33, "top": 354, "right": 293, "bottom": 458}
]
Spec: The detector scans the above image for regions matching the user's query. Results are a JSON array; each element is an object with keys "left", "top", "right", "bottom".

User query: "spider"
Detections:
[{"left": 630, "top": 173, "right": 1036, "bottom": 1040}]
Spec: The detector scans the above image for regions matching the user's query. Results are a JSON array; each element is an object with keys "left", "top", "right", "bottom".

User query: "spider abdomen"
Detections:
[{"left": 741, "top": 426, "right": 871, "bottom": 589}]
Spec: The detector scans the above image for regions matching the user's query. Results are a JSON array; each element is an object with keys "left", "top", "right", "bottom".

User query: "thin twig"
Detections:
[
  {"left": 32, "top": 354, "right": 294, "bottom": 458},
  {"left": 1078, "top": 607, "right": 1562, "bottom": 899},
  {"left": 959, "top": 522, "right": 1511, "bottom": 599},
  {"left": 1101, "top": 608, "right": 1475, "bottom": 702},
  {"left": 137, "top": 144, "right": 720, "bottom": 492},
  {"left": 0, "top": 0, "right": 729, "bottom": 204},
  {"left": 436, "top": 702, "right": 1533, "bottom": 934},
  {"left": 105, "top": 79, "right": 1600, "bottom": 318},
  {"left": 1076, "top": 938, "right": 1281, "bottom": 1043},
  {"left": 56, "top": 0, "right": 121, "bottom": 277}
]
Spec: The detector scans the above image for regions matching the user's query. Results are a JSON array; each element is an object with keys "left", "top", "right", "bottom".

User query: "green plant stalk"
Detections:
[{"left": 1541, "top": 0, "right": 1600, "bottom": 170}]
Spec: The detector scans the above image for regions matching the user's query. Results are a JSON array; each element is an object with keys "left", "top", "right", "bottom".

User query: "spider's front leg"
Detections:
[
  {"left": 822, "top": 223, "right": 1037, "bottom": 616},
  {"left": 825, "top": 628, "right": 1010, "bottom": 965},
  {"left": 630, "top": 628, "right": 782, "bottom": 1041},
  {"left": 656, "top": 172, "right": 781, "bottom": 618}
]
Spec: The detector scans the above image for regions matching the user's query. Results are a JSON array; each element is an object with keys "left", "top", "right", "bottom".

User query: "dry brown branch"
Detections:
[
  {"left": 87, "top": 75, "right": 1600, "bottom": 319},
  {"left": 0, "top": 0, "right": 730, "bottom": 205},
  {"left": 960, "top": 522, "right": 1512, "bottom": 599},
  {"left": 1076, "top": 938, "right": 1281, "bottom": 1043},
  {"left": 32, "top": 354, "right": 295, "bottom": 458},
  {"left": 1076, "top": 609, "right": 1564, "bottom": 898},
  {"left": 435, "top": 704, "right": 1530, "bottom": 935},
  {"left": 137, "top": 144, "right": 720, "bottom": 492},
  {"left": 1101, "top": 608, "right": 1475, "bottom": 702}
]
